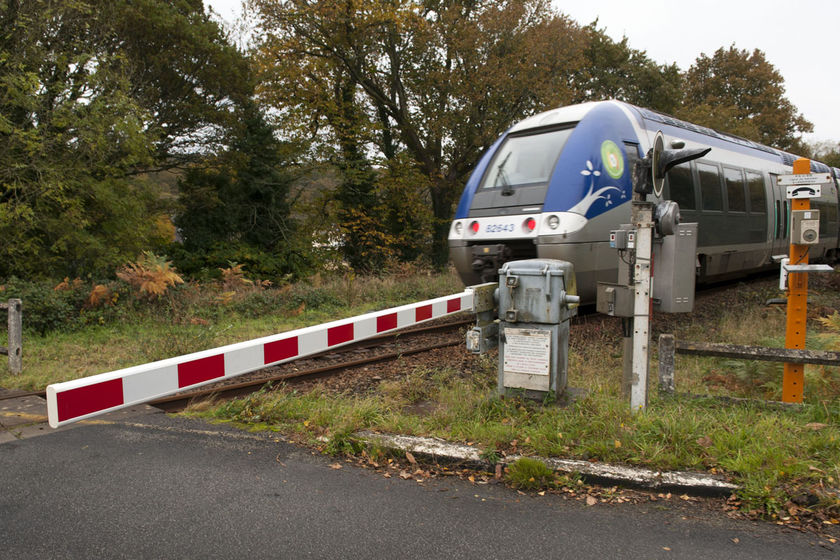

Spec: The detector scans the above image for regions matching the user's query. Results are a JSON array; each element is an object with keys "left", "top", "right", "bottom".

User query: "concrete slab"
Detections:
[
  {"left": 0, "top": 393, "right": 161, "bottom": 443},
  {"left": 358, "top": 431, "right": 740, "bottom": 496},
  {"left": 0, "top": 395, "right": 48, "bottom": 427}
]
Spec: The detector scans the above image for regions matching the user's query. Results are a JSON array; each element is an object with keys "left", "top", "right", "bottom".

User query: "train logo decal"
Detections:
[
  {"left": 601, "top": 140, "right": 625, "bottom": 179},
  {"left": 568, "top": 158, "right": 625, "bottom": 215}
]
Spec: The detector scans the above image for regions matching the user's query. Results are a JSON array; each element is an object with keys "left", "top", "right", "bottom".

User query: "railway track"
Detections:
[{"left": 149, "top": 316, "right": 474, "bottom": 412}]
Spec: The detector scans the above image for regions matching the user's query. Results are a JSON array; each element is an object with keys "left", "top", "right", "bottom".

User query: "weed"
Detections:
[
  {"left": 323, "top": 427, "right": 364, "bottom": 456},
  {"left": 219, "top": 263, "right": 254, "bottom": 292},
  {"left": 506, "top": 457, "right": 556, "bottom": 490},
  {"left": 479, "top": 447, "right": 501, "bottom": 465}
]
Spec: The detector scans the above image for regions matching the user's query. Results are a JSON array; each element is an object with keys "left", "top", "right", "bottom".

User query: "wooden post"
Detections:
[
  {"left": 782, "top": 158, "right": 810, "bottom": 403},
  {"left": 8, "top": 298, "right": 22, "bottom": 375},
  {"left": 658, "top": 334, "right": 675, "bottom": 394}
]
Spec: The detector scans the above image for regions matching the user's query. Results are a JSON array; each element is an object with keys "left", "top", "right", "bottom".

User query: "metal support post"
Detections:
[
  {"left": 630, "top": 201, "right": 654, "bottom": 411},
  {"left": 782, "top": 158, "right": 812, "bottom": 403}
]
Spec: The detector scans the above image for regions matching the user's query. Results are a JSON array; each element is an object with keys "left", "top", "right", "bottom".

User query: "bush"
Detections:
[
  {"left": 167, "top": 241, "right": 312, "bottom": 284},
  {"left": 1, "top": 277, "right": 88, "bottom": 335}
]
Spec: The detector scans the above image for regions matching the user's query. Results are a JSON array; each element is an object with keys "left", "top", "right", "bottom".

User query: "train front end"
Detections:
[{"left": 448, "top": 101, "right": 644, "bottom": 302}]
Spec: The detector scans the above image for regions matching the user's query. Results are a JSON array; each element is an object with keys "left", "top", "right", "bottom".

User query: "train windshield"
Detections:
[{"left": 479, "top": 127, "right": 574, "bottom": 192}]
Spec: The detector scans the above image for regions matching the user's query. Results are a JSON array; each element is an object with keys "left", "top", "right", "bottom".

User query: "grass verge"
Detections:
[{"left": 193, "top": 362, "right": 840, "bottom": 521}]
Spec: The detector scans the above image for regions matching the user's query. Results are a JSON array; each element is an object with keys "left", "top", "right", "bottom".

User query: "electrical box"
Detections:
[
  {"left": 465, "top": 282, "right": 499, "bottom": 354},
  {"left": 496, "top": 259, "right": 578, "bottom": 397},
  {"left": 652, "top": 222, "right": 698, "bottom": 313},
  {"left": 596, "top": 283, "right": 634, "bottom": 317},
  {"left": 791, "top": 209, "right": 820, "bottom": 245},
  {"left": 614, "top": 223, "right": 697, "bottom": 313},
  {"left": 609, "top": 229, "right": 628, "bottom": 250}
]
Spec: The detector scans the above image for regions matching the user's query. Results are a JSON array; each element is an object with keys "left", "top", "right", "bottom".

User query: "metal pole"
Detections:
[
  {"left": 782, "top": 158, "right": 812, "bottom": 403},
  {"left": 630, "top": 201, "right": 654, "bottom": 411}
]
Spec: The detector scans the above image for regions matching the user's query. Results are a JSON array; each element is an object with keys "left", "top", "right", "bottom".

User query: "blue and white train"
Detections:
[{"left": 448, "top": 101, "right": 840, "bottom": 302}]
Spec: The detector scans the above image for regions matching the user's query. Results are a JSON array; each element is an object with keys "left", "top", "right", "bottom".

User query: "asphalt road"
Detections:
[{"left": 0, "top": 410, "right": 834, "bottom": 559}]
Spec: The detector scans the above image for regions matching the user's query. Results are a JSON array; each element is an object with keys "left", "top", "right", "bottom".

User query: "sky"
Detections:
[{"left": 205, "top": 0, "right": 840, "bottom": 145}]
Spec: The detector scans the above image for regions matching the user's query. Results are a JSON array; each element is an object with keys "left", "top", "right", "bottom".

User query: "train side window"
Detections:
[
  {"left": 813, "top": 201, "right": 837, "bottom": 235},
  {"left": 745, "top": 171, "right": 766, "bottom": 214},
  {"left": 723, "top": 166, "right": 746, "bottom": 212},
  {"left": 697, "top": 162, "right": 723, "bottom": 211},
  {"left": 825, "top": 202, "right": 838, "bottom": 232},
  {"left": 665, "top": 162, "right": 695, "bottom": 210}
]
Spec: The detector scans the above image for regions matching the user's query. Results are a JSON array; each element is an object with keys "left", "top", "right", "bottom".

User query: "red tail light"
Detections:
[
  {"left": 470, "top": 221, "right": 480, "bottom": 233},
  {"left": 525, "top": 217, "right": 536, "bottom": 232}
]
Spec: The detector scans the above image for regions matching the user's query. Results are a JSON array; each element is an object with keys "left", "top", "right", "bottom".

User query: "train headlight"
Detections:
[
  {"left": 470, "top": 221, "right": 480, "bottom": 234},
  {"left": 547, "top": 215, "right": 560, "bottom": 230},
  {"left": 454, "top": 221, "right": 463, "bottom": 235}
]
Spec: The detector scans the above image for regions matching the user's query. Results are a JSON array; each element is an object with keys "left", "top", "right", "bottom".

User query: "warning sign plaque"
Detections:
[{"left": 503, "top": 328, "right": 550, "bottom": 376}]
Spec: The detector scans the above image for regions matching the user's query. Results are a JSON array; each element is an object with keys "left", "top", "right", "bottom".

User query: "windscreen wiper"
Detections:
[{"left": 494, "top": 152, "right": 514, "bottom": 196}]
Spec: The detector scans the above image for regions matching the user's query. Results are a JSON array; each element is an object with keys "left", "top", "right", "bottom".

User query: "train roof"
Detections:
[{"left": 508, "top": 100, "right": 830, "bottom": 173}]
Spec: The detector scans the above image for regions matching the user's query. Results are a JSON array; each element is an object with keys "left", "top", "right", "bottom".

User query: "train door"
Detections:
[
  {"left": 835, "top": 169, "right": 840, "bottom": 242},
  {"left": 769, "top": 173, "right": 789, "bottom": 258}
]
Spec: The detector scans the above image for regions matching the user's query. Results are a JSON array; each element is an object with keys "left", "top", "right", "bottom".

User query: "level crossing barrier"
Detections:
[{"left": 47, "top": 289, "right": 477, "bottom": 428}]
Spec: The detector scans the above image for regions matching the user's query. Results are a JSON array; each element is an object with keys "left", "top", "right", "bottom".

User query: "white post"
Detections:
[{"left": 630, "top": 202, "right": 654, "bottom": 412}]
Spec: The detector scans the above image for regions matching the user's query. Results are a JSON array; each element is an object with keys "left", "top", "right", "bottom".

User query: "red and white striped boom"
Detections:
[{"left": 47, "top": 289, "right": 475, "bottom": 428}]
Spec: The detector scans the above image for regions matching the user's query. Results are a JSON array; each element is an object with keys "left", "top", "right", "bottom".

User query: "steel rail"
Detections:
[{"left": 149, "top": 339, "right": 463, "bottom": 413}]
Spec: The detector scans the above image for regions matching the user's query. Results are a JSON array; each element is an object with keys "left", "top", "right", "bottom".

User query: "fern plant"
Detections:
[{"left": 117, "top": 252, "right": 184, "bottom": 299}]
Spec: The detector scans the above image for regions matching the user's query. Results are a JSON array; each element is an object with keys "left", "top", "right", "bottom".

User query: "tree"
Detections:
[
  {"left": 0, "top": 0, "right": 253, "bottom": 279},
  {"left": 174, "top": 100, "right": 307, "bottom": 279},
  {"left": 103, "top": 0, "right": 252, "bottom": 164},
  {"left": 810, "top": 141, "right": 840, "bottom": 168},
  {"left": 0, "top": 0, "right": 165, "bottom": 277},
  {"left": 250, "top": 0, "right": 590, "bottom": 266},
  {"left": 572, "top": 23, "right": 683, "bottom": 114},
  {"left": 677, "top": 45, "right": 812, "bottom": 150}
]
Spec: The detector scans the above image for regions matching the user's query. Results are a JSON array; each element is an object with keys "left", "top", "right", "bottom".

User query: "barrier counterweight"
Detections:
[{"left": 47, "top": 290, "right": 474, "bottom": 428}]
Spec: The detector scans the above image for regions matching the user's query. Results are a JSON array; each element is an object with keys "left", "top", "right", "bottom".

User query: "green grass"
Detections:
[{"left": 506, "top": 457, "right": 557, "bottom": 490}]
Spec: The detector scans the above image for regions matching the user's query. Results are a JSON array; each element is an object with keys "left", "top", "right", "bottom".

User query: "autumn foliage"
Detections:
[{"left": 117, "top": 252, "right": 184, "bottom": 299}]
